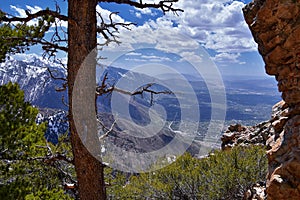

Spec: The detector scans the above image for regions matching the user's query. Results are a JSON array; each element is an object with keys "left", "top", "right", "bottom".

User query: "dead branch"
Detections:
[
  {"left": 3, "top": 36, "right": 68, "bottom": 52},
  {"left": 132, "top": 83, "right": 172, "bottom": 105},
  {"left": 52, "top": 161, "right": 77, "bottom": 184},
  {"left": 98, "top": 119, "right": 117, "bottom": 140},
  {"left": 99, "top": 0, "right": 184, "bottom": 14},
  {"left": 36, "top": 142, "right": 73, "bottom": 164},
  {"left": 96, "top": 11, "right": 135, "bottom": 44},
  {"left": 47, "top": 67, "right": 67, "bottom": 82},
  {"left": 40, "top": 39, "right": 68, "bottom": 52},
  {"left": 43, "top": 153, "right": 74, "bottom": 165},
  {"left": 1, "top": 9, "right": 68, "bottom": 23},
  {"left": 61, "top": 95, "right": 69, "bottom": 108},
  {"left": 96, "top": 75, "right": 172, "bottom": 106}
]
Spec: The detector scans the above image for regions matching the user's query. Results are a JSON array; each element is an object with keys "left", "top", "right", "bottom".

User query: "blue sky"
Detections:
[{"left": 1, "top": 0, "right": 269, "bottom": 78}]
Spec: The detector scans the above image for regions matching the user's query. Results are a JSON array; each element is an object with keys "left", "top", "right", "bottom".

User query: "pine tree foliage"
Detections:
[
  {"left": 0, "top": 82, "right": 73, "bottom": 200},
  {"left": 0, "top": 10, "right": 54, "bottom": 62},
  {"left": 0, "top": 1, "right": 184, "bottom": 199}
]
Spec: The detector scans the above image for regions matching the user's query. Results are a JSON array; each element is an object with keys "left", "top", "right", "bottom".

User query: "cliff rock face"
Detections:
[
  {"left": 221, "top": 100, "right": 287, "bottom": 151},
  {"left": 243, "top": 0, "right": 300, "bottom": 199}
]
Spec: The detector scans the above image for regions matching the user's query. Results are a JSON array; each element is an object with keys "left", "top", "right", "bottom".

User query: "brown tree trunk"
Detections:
[{"left": 68, "top": 0, "right": 106, "bottom": 199}]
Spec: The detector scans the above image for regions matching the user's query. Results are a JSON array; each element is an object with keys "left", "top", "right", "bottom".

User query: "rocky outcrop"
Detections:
[
  {"left": 221, "top": 101, "right": 289, "bottom": 200},
  {"left": 221, "top": 100, "right": 287, "bottom": 151},
  {"left": 242, "top": 0, "right": 300, "bottom": 199}
]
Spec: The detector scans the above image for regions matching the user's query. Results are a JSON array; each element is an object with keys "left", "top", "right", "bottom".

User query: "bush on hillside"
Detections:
[{"left": 107, "top": 145, "right": 267, "bottom": 200}]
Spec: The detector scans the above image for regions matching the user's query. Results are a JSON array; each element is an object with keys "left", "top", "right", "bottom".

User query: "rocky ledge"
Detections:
[{"left": 221, "top": 100, "right": 288, "bottom": 151}]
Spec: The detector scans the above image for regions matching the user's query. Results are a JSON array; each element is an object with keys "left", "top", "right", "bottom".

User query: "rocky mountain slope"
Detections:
[
  {"left": 1, "top": 53, "right": 283, "bottom": 172},
  {"left": 0, "top": 55, "right": 204, "bottom": 156},
  {"left": 36, "top": 109, "right": 69, "bottom": 144},
  {"left": 0, "top": 54, "right": 67, "bottom": 110}
]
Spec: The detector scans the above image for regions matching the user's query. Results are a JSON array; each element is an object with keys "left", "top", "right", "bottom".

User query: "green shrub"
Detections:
[{"left": 107, "top": 145, "right": 267, "bottom": 200}]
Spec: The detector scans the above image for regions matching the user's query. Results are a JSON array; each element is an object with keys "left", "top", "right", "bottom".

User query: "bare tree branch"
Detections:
[
  {"left": 36, "top": 143, "right": 74, "bottom": 165},
  {"left": 43, "top": 153, "right": 74, "bottom": 165},
  {"left": 47, "top": 67, "right": 67, "bottom": 82},
  {"left": 96, "top": 11, "right": 136, "bottom": 45},
  {"left": 98, "top": 119, "right": 117, "bottom": 140},
  {"left": 96, "top": 79, "right": 172, "bottom": 107},
  {"left": 3, "top": 36, "right": 68, "bottom": 53},
  {"left": 1, "top": 9, "right": 68, "bottom": 23},
  {"left": 99, "top": 0, "right": 183, "bottom": 14}
]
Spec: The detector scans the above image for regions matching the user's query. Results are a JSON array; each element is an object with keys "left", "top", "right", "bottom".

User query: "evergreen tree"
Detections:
[
  {"left": 1, "top": 1, "right": 183, "bottom": 199},
  {"left": 0, "top": 82, "right": 73, "bottom": 199}
]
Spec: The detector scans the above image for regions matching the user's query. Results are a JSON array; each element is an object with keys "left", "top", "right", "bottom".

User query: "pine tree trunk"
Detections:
[{"left": 68, "top": 0, "right": 106, "bottom": 199}]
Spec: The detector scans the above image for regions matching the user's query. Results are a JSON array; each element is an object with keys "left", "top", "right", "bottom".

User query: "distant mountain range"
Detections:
[
  {"left": 0, "top": 54, "right": 67, "bottom": 110},
  {"left": 0, "top": 54, "right": 281, "bottom": 153}
]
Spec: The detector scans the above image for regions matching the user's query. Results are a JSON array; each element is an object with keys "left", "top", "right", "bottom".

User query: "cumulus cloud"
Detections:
[
  {"left": 25, "top": 5, "right": 42, "bottom": 13},
  {"left": 134, "top": 7, "right": 158, "bottom": 18},
  {"left": 10, "top": 5, "right": 27, "bottom": 18},
  {"left": 10, "top": 5, "right": 42, "bottom": 20},
  {"left": 126, "top": 52, "right": 143, "bottom": 56},
  {"left": 167, "top": 0, "right": 257, "bottom": 53},
  {"left": 124, "top": 54, "right": 172, "bottom": 63},
  {"left": 212, "top": 52, "right": 246, "bottom": 65},
  {"left": 97, "top": 4, "right": 202, "bottom": 67},
  {"left": 99, "top": 0, "right": 257, "bottom": 66},
  {"left": 10, "top": 1, "right": 257, "bottom": 66},
  {"left": 135, "top": 12, "right": 142, "bottom": 18},
  {"left": 141, "top": 55, "right": 172, "bottom": 62}
]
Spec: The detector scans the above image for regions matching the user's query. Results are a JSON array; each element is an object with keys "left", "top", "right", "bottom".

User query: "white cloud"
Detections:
[
  {"left": 10, "top": 5, "right": 27, "bottom": 18},
  {"left": 134, "top": 7, "right": 158, "bottom": 17},
  {"left": 179, "top": 51, "right": 203, "bottom": 63},
  {"left": 124, "top": 58, "right": 148, "bottom": 62},
  {"left": 212, "top": 52, "right": 245, "bottom": 65},
  {"left": 141, "top": 55, "right": 172, "bottom": 62},
  {"left": 167, "top": 0, "right": 257, "bottom": 54},
  {"left": 10, "top": 5, "right": 43, "bottom": 18},
  {"left": 101, "top": 0, "right": 256, "bottom": 66},
  {"left": 139, "top": 8, "right": 153, "bottom": 15},
  {"left": 124, "top": 54, "right": 171, "bottom": 63},
  {"left": 25, "top": 5, "right": 42, "bottom": 14},
  {"left": 135, "top": 12, "right": 142, "bottom": 18},
  {"left": 96, "top": 5, "right": 126, "bottom": 25},
  {"left": 98, "top": 8, "right": 202, "bottom": 66},
  {"left": 126, "top": 52, "right": 142, "bottom": 56},
  {"left": 88, "top": 1, "right": 258, "bottom": 67},
  {"left": 54, "top": 18, "right": 68, "bottom": 28}
]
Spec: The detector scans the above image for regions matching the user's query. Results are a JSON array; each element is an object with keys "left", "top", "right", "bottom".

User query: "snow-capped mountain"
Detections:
[
  {"left": 37, "top": 109, "right": 69, "bottom": 144},
  {"left": 0, "top": 54, "right": 67, "bottom": 110},
  {"left": 0, "top": 54, "right": 280, "bottom": 123},
  {"left": 0, "top": 54, "right": 281, "bottom": 150}
]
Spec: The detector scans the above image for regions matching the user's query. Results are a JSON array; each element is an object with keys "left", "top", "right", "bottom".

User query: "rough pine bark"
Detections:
[{"left": 68, "top": 0, "right": 106, "bottom": 199}]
